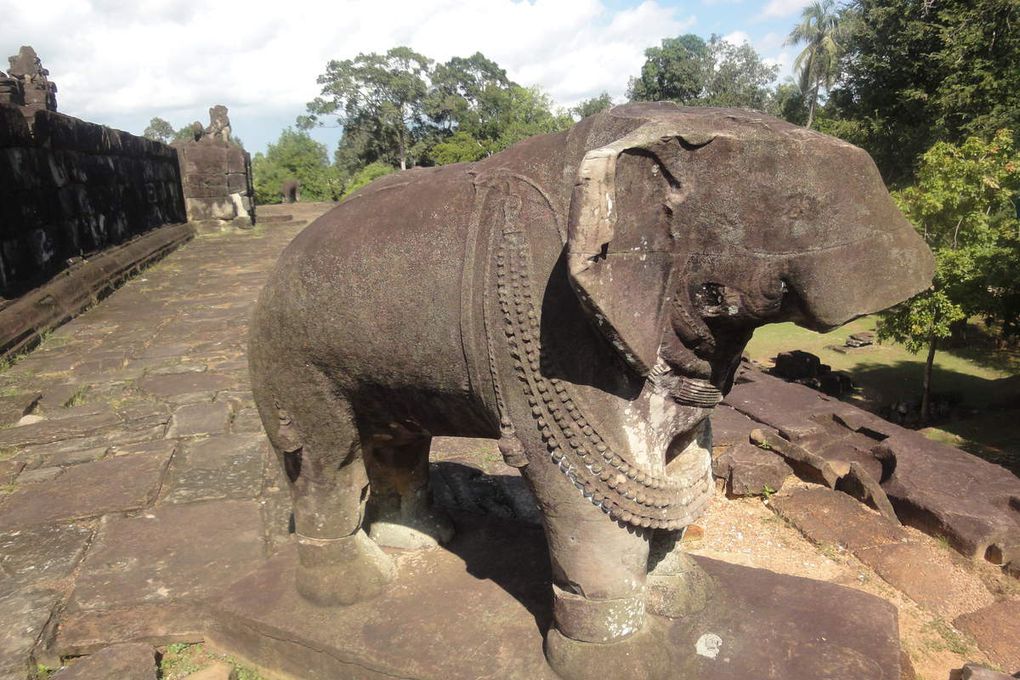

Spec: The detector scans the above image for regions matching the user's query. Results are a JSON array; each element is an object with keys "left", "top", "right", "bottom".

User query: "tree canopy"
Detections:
[
  {"left": 627, "top": 34, "right": 778, "bottom": 110},
  {"left": 252, "top": 128, "right": 338, "bottom": 204},
  {"left": 877, "top": 130, "right": 1020, "bottom": 420},
  {"left": 302, "top": 48, "right": 571, "bottom": 176},
  {"left": 827, "top": 0, "right": 1020, "bottom": 185}
]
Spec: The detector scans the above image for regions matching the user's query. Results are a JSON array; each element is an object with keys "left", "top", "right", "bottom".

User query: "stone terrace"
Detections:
[
  {"left": 0, "top": 204, "right": 326, "bottom": 679},
  {"left": 0, "top": 203, "right": 1017, "bottom": 679}
]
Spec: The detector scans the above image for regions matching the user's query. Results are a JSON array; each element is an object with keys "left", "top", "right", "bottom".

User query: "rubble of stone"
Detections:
[
  {"left": 0, "top": 47, "right": 186, "bottom": 298},
  {"left": 716, "top": 361, "right": 1020, "bottom": 578},
  {"left": 845, "top": 331, "right": 875, "bottom": 348},
  {"left": 172, "top": 106, "right": 255, "bottom": 229},
  {"left": 4, "top": 46, "right": 57, "bottom": 118},
  {"left": 771, "top": 349, "right": 855, "bottom": 396}
]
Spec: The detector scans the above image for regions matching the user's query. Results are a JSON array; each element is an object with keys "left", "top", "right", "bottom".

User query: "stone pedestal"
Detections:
[{"left": 208, "top": 515, "right": 902, "bottom": 680}]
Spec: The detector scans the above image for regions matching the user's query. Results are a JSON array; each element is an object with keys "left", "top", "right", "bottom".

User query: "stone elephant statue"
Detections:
[
  {"left": 248, "top": 102, "right": 933, "bottom": 679},
  {"left": 280, "top": 179, "right": 300, "bottom": 204}
]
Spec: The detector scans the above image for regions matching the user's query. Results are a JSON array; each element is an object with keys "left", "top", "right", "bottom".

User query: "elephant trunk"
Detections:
[{"left": 782, "top": 193, "right": 935, "bottom": 332}]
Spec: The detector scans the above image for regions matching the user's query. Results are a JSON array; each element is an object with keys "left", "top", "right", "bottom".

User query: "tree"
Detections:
[
  {"left": 490, "top": 85, "right": 573, "bottom": 153},
  {"left": 252, "top": 129, "right": 338, "bottom": 204},
  {"left": 341, "top": 161, "right": 396, "bottom": 198},
  {"left": 628, "top": 34, "right": 777, "bottom": 110},
  {"left": 302, "top": 47, "right": 432, "bottom": 170},
  {"left": 784, "top": 0, "right": 845, "bottom": 129},
  {"left": 431, "top": 131, "right": 487, "bottom": 165},
  {"left": 571, "top": 93, "right": 614, "bottom": 120},
  {"left": 877, "top": 130, "right": 1020, "bottom": 422},
  {"left": 701, "top": 37, "right": 778, "bottom": 110},
  {"left": 768, "top": 81, "right": 809, "bottom": 125},
  {"left": 142, "top": 117, "right": 175, "bottom": 144},
  {"left": 828, "top": 0, "right": 1020, "bottom": 186},
  {"left": 628, "top": 35, "right": 711, "bottom": 103}
]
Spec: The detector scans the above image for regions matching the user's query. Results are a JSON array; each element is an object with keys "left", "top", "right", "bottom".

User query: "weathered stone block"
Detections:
[
  {"left": 51, "top": 643, "right": 157, "bottom": 680},
  {"left": 713, "top": 441, "right": 792, "bottom": 497},
  {"left": 185, "top": 197, "right": 236, "bottom": 221}
]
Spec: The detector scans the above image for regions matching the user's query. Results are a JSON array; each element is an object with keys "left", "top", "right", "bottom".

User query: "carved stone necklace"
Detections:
[{"left": 491, "top": 199, "right": 713, "bottom": 531}]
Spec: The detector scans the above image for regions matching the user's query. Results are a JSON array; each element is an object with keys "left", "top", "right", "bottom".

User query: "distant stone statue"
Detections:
[
  {"left": 280, "top": 179, "right": 300, "bottom": 204},
  {"left": 206, "top": 104, "right": 231, "bottom": 142},
  {"left": 248, "top": 103, "right": 934, "bottom": 679},
  {"left": 5, "top": 46, "right": 57, "bottom": 115}
]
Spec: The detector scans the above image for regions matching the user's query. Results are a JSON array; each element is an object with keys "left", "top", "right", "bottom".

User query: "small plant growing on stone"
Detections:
[
  {"left": 63, "top": 385, "right": 90, "bottom": 408},
  {"left": 760, "top": 484, "right": 777, "bottom": 503}
]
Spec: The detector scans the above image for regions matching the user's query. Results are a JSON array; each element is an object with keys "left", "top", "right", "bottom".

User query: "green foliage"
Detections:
[
  {"left": 570, "top": 92, "right": 614, "bottom": 120},
  {"left": 305, "top": 48, "right": 570, "bottom": 176},
  {"left": 142, "top": 117, "right": 175, "bottom": 143},
  {"left": 252, "top": 128, "right": 338, "bottom": 204},
  {"left": 489, "top": 85, "right": 573, "bottom": 153},
  {"left": 767, "top": 81, "right": 809, "bottom": 126},
  {"left": 342, "top": 161, "right": 396, "bottom": 198},
  {"left": 302, "top": 46, "right": 433, "bottom": 171},
  {"left": 878, "top": 131, "right": 1020, "bottom": 416},
  {"left": 628, "top": 34, "right": 710, "bottom": 103},
  {"left": 628, "top": 34, "right": 778, "bottom": 110},
  {"left": 784, "top": 0, "right": 846, "bottom": 128},
  {"left": 432, "top": 131, "right": 487, "bottom": 165},
  {"left": 829, "top": 0, "right": 1020, "bottom": 185}
]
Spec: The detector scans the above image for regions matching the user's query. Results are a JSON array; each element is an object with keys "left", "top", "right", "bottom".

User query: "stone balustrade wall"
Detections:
[{"left": 0, "top": 105, "right": 186, "bottom": 297}]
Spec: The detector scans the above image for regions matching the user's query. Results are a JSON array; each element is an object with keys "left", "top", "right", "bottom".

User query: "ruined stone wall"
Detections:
[
  {"left": 0, "top": 105, "right": 186, "bottom": 297},
  {"left": 174, "top": 138, "right": 255, "bottom": 225}
]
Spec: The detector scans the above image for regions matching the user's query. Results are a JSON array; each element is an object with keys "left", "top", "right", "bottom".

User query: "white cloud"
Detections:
[
  {"left": 0, "top": 0, "right": 695, "bottom": 152},
  {"left": 722, "top": 30, "right": 751, "bottom": 45},
  {"left": 760, "top": 0, "right": 810, "bottom": 19}
]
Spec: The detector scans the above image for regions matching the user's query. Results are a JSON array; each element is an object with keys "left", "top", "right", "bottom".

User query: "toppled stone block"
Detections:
[
  {"left": 713, "top": 441, "right": 792, "bottom": 497},
  {"left": 845, "top": 331, "right": 875, "bottom": 348},
  {"left": 772, "top": 350, "right": 823, "bottom": 381},
  {"left": 51, "top": 643, "right": 156, "bottom": 680},
  {"left": 956, "top": 663, "right": 1015, "bottom": 680}
]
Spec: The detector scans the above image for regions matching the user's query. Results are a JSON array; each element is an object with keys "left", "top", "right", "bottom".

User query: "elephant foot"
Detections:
[
  {"left": 368, "top": 506, "right": 455, "bottom": 550},
  {"left": 295, "top": 530, "right": 395, "bottom": 606},
  {"left": 645, "top": 531, "right": 715, "bottom": 618},
  {"left": 544, "top": 622, "right": 672, "bottom": 680}
]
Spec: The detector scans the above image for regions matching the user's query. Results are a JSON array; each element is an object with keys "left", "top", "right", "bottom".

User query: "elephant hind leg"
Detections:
[
  {"left": 363, "top": 434, "right": 455, "bottom": 550},
  {"left": 251, "top": 361, "right": 394, "bottom": 606}
]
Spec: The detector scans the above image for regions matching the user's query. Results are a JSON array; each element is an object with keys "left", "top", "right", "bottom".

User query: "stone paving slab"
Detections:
[
  {"left": 51, "top": 642, "right": 157, "bottom": 680},
  {"left": 161, "top": 434, "right": 265, "bottom": 504},
  {"left": 724, "top": 366, "right": 1020, "bottom": 574},
  {"left": 953, "top": 600, "right": 1020, "bottom": 673},
  {"left": 0, "top": 523, "right": 94, "bottom": 599},
  {"left": 69, "top": 499, "right": 264, "bottom": 612},
  {"left": 772, "top": 487, "right": 996, "bottom": 619},
  {"left": 0, "top": 451, "right": 173, "bottom": 530},
  {"left": 0, "top": 588, "right": 61, "bottom": 680},
  {"left": 53, "top": 604, "right": 208, "bottom": 658}
]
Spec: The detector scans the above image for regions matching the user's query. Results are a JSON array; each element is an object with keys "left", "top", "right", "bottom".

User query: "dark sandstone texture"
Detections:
[
  {"left": 0, "top": 103, "right": 185, "bottom": 297},
  {"left": 248, "top": 103, "right": 932, "bottom": 678}
]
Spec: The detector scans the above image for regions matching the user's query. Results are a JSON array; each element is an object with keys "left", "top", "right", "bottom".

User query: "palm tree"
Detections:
[{"left": 785, "top": 0, "right": 845, "bottom": 129}]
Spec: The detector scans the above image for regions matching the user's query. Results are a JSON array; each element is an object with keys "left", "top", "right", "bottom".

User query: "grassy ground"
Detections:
[{"left": 745, "top": 316, "right": 1020, "bottom": 474}]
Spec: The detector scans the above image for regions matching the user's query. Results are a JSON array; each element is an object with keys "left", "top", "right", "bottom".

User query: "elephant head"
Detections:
[{"left": 566, "top": 104, "right": 934, "bottom": 403}]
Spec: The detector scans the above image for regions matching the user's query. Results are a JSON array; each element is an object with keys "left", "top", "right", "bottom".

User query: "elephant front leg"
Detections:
[
  {"left": 522, "top": 463, "right": 672, "bottom": 680},
  {"left": 645, "top": 529, "right": 715, "bottom": 618}
]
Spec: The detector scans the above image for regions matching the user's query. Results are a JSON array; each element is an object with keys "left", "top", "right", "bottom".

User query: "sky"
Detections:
[{"left": 0, "top": 0, "right": 811, "bottom": 156}]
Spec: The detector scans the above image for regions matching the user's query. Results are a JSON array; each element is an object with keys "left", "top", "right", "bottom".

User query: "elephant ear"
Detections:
[{"left": 566, "top": 124, "right": 712, "bottom": 376}]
